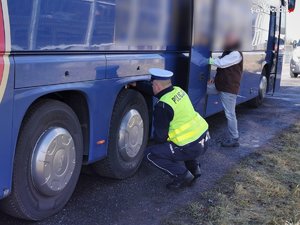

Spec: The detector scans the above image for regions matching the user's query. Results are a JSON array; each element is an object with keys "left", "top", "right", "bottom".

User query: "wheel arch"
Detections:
[
  {"left": 14, "top": 78, "right": 151, "bottom": 166},
  {"left": 139, "top": 91, "right": 153, "bottom": 135},
  {"left": 115, "top": 78, "right": 153, "bottom": 136},
  {"left": 261, "top": 61, "right": 270, "bottom": 77},
  {"left": 92, "top": 86, "right": 150, "bottom": 179},
  {"left": 18, "top": 90, "right": 90, "bottom": 157},
  {"left": 122, "top": 83, "right": 153, "bottom": 135},
  {"left": 247, "top": 66, "right": 268, "bottom": 108}
]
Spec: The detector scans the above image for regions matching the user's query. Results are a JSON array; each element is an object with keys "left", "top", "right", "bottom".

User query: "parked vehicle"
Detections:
[{"left": 290, "top": 40, "right": 300, "bottom": 78}]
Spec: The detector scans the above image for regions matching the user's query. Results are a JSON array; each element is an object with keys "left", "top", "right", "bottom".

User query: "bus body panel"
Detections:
[
  {"left": 165, "top": 52, "right": 191, "bottom": 91},
  {"left": 238, "top": 52, "right": 265, "bottom": 101},
  {"left": 187, "top": 0, "right": 214, "bottom": 116},
  {"left": 0, "top": 0, "right": 14, "bottom": 199},
  {"left": 15, "top": 55, "right": 106, "bottom": 89},
  {"left": 106, "top": 52, "right": 191, "bottom": 88},
  {"left": 188, "top": 47, "right": 211, "bottom": 116},
  {"left": 106, "top": 54, "right": 164, "bottom": 79}
]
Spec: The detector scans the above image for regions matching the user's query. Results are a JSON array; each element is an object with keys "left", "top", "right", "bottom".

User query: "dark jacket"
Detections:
[{"left": 215, "top": 51, "right": 243, "bottom": 95}]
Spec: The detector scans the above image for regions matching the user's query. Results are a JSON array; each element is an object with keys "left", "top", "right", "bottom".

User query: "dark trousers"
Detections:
[{"left": 146, "top": 135, "right": 208, "bottom": 176}]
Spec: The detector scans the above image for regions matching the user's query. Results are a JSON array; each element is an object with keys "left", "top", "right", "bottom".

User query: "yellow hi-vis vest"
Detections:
[{"left": 159, "top": 86, "right": 209, "bottom": 146}]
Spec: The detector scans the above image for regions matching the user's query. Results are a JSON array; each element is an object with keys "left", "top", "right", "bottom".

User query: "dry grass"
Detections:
[{"left": 163, "top": 122, "right": 300, "bottom": 225}]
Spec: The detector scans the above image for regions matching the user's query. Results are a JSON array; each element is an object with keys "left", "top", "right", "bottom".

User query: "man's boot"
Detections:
[
  {"left": 221, "top": 138, "right": 240, "bottom": 147},
  {"left": 166, "top": 171, "right": 194, "bottom": 190}
]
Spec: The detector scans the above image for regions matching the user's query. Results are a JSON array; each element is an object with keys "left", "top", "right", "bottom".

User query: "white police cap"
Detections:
[{"left": 149, "top": 68, "right": 173, "bottom": 80}]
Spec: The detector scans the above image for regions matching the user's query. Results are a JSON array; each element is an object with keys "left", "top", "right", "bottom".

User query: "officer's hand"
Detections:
[{"left": 128, "top": 82, "right": 137, "bottom": 87}]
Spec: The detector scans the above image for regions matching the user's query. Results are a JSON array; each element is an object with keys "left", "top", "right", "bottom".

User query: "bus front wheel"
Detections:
[
  {"left": 93, "top": 89, "right": 149, "bottom": 179},
  {"left": 0, "top": 100, "right": 83, "bottom": 220}
]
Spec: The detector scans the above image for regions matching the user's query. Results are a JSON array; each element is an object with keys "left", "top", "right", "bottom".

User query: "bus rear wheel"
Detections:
[
  {"left": 93, "top": 89, "right": 149, "bottom": 179},
  {"left": 0, "top": 100, "right": 83, "bottom": 220},
  {"left": 249, "top": 75, "right": 267, "bottom": 108},
  {"left": 290, "top": 71, "right": 298, "bottom": 78}
]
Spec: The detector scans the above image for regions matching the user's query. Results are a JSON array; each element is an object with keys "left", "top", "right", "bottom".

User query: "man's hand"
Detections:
[
  {"left": 208, "top": 79, "right": 215, "bottom": 84},
  {"left": 208, "top": 57, "right": 215, "bottom": 65}
]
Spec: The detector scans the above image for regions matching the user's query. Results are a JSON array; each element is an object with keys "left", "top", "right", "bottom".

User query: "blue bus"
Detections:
[{"left": 0, "top": 0, "right": 291, "bottom": 220}]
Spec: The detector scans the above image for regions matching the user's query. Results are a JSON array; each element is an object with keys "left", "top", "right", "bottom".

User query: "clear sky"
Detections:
[{"left": 286, "top": 5, "right": 300, "bottom": 40}]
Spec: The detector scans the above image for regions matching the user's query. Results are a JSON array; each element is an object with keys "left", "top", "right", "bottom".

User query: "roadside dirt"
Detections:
[{"left": 163, "top": 122, "right": 300, "bottom": 225}]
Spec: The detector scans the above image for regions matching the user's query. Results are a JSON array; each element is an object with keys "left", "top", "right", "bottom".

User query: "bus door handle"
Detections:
[{"left": 199, "top": 74, "right": 206, "bottom": 81}]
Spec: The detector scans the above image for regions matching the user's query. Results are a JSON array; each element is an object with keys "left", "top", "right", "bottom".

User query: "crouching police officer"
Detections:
[{"left": 142, "top": 68, "right": 210, "bottom": 190}]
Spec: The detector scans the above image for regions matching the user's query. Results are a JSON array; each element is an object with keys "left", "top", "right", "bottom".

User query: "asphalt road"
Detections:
[{"left": 0, "top": 67, "right": 299, "bottom": 225}]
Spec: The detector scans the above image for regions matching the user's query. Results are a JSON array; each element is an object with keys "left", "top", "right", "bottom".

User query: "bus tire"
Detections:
[
  {"left": 290, "top": 71, "right": 298, "bottom": 78},
  {"left": 248, "top": 75, "right": 268, "bottom": 108},
  {"left": 0, "top": 100, "right": 83, "bottom": 220},
  {"left": 93, "top": 89, "right": 149, "bottom": 179}
]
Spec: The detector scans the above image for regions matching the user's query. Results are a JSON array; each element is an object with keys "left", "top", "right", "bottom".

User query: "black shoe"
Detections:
[
  {"left": 189, "top": 165, "right": 201, "bottom": 179},
  {"left": 166, "top": 171, "right": 194, "bottom": 190},
  {"left": 221, "top": 138, "right": 240, "bottom": 147}
]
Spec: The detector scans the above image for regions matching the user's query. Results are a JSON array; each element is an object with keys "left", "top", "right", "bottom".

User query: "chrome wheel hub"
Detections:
[
  {"left": 31, "top": 127, "right": 76, "bottom": 196},
  {"left": 259, "top": 76, "right": 268, "bottom": 99},
  {"left": 118, "top": 109, "right": 144, "bottom": 161}
]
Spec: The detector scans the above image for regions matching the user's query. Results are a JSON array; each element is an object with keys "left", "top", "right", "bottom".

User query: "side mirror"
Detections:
[{"left": 288, "top": 0, "right": 296, "bottom": 12}]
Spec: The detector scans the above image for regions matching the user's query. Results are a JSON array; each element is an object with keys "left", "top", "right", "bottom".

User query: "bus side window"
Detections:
[
  {"left": 92, "top": 3, "right": 116, "bottom": 46},
  {"left": 36, "top": 0, "right": 90, "bottom": 49}
]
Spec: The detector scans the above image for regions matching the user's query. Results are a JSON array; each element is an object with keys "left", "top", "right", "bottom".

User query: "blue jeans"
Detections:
[{"left": 219, "top": 92, "right": 239, "bottom": 139}]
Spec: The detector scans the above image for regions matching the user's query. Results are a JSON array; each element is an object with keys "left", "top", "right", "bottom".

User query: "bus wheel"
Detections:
[
  {"left": 0, "top": 100, "right": 83, "bottom": 220},
  {"left": 290, "top": 71, "right": 298, "bottom": 78},
  {"left": 249, "top": 75, "right": 267, "bottom": 108},
  {"left": 93, "top": 89, "right": 149, "bottom": 179}
]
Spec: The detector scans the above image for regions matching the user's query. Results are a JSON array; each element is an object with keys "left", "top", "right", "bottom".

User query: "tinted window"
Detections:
[
  {"left": 9, "top": 0, "right": 32, "bottom": 50},
  {"left": 8, "top": 0, "right": 186, "bottom": 51},
  {"left": 36, "top": 0, "right": 90, "bottom": 49},
  {"left": 91, "top": 2, "right": 115, "bottom": 46},
  {"left": 9, "top": 0, "right": 116, "bottom": 51}
]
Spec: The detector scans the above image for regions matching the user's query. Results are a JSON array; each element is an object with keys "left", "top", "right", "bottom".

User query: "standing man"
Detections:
[
  {"left": 209, "top": 34, "right": 243, "bottom": 147},
  {"left": 143, "top": 68, "right": 210, "bottom": 190}
]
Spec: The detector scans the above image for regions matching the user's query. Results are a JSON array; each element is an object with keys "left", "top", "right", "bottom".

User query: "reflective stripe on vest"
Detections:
[{"left": 160, "top": 86, "right": 208, "bottom": 146}]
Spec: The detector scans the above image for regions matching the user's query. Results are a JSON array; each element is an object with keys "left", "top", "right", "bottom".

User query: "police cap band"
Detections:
[{"left": 149, "top": 68, "right": 173, "bottom": 80}]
